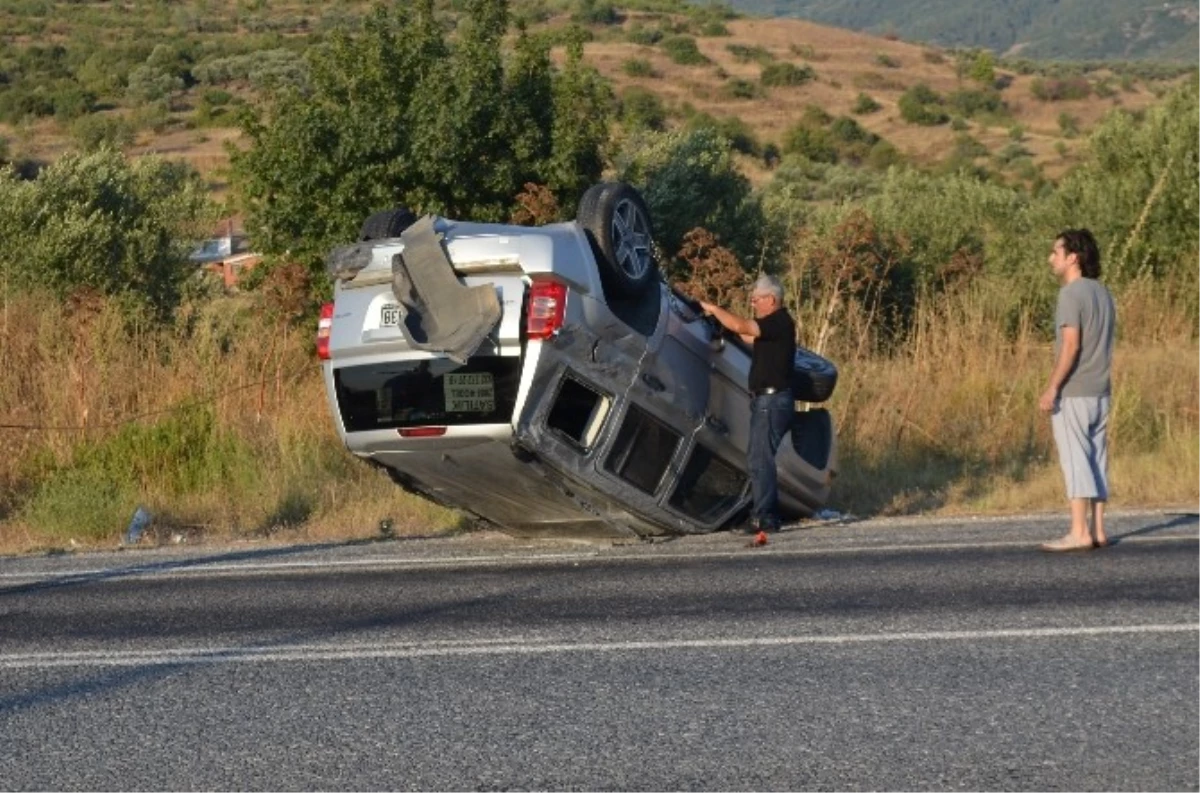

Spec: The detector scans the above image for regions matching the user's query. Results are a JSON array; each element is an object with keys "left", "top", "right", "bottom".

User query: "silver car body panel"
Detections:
[{"left": 321, "top": 216, "right": 836, "bottom": 539}]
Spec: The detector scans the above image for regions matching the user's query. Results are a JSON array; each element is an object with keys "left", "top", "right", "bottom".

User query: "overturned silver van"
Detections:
[{"left": 318, "top": 182, "right": 838, "bottom": 539}]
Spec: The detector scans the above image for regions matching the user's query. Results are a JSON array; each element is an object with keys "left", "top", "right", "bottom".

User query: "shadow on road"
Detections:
[
  {"left": 1110, "top": 513, "right": 1199, "bottom": 545},
  {"left": 0, "top": 537, "right": 408, "bottom": 597}
]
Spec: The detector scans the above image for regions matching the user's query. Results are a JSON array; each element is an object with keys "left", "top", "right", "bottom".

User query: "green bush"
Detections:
[
  {"left": 1058, "top": 112, "right": 1080, "bottom": 138},
  {"left": 782, "top": 123, "right": 838, "bottom": 163},
  {"left": 1031, "top": 76, "right": 1092, "bottom": 101},
  {"left": 626, "top": 24, "right": 664, "bottom": 46},
  {"left": 621, "top": 86, "right": 667, "bottom": 130},
  {"left": 760, "top": 62, "right": 814, "bottom": 88},
  {"left": 874, "top": 52, "right": 900, "bottom": 68},
  {"left": 660, "top": 35, "right": 707, "bottom": 65},
  {"left": 719, "top": 78, "right": 761, "bottom": 100},
  {"left": 71, "top": 114, "right": 137, "bottom": 151},
  {"left": 684, "top": 111, "right": 760, "bottom": 156},
  {"left": 572, "top": 0, "right": 621, "bottom": 26},
  {"left": 622, "top": 58, "right": 656, "bottom": 77},
  {"left": 852, "top": 92, "right": 881, "bottom": 114},
  {"left": 898, "top": 83, "right": 949, "bottom": 126},
  {"left": 947, "top": 88, "right": 1006, "bottom": 118},
  {"left": 790, "top": 43, "right": 829, "bottom": 61},
  {"left": 726, "top": 43, "right": 773, "bottom": 64},
  {"left": 0, "top": 148, "right": 213, "bottom": 315}
]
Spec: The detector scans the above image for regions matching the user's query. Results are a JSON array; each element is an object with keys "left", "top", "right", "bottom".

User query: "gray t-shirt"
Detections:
[{"left": 1055, "top": 277, "right": 1115, "bottom": 397}]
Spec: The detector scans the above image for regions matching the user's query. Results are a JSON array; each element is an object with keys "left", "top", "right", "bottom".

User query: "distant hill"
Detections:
[{"left": 713, "top": 0, "right": 1200, "bottom": 61}]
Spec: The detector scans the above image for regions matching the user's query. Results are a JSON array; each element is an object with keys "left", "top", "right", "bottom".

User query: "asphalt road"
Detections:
[{"left": 0, "top": 510, "right": 1196, "bottom": 791}]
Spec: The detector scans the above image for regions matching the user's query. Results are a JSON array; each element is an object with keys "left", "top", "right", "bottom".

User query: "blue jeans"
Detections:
[{"left": 747, "top": 390, "right": 793, "bottom": 528}]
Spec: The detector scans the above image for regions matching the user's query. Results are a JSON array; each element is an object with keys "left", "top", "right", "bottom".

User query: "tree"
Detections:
[
  {"left": 0, "top": 147, "right": 214, "bottom": 315},
  {"left": 229, "top": 0, "right": 611, "bottom": 275},
  {"left": 615, "top": 127, "right": 760, "bottom": 264}
]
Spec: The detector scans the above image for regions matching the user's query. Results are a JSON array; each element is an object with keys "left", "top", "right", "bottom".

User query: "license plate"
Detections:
[
  {"left": 380, "top": 303, "right": 403, "bottom": 327},
  {"left": 443, "top": 372, "right": 495, "bottom": 413}
]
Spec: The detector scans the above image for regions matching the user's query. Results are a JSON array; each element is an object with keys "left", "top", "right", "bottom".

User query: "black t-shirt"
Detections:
[{"left": 749, "top": 308, "right": 796, "bottom": 392}]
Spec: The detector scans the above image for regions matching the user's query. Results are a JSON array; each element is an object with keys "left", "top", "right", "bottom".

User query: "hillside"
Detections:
[
  {"left": 715, "top": 0, "right": 1200, "bottom": 62},
  {"left": 0, "top": 1, "right": 1189, "bottom": 194}
]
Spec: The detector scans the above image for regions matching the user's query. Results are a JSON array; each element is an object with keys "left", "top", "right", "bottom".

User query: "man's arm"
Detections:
[
  {"left": 1039, "top": 325, "right": 1080, "bottom": 412},
  {"left": 698, "top": 300, "right": 759, "bottom": 339}
]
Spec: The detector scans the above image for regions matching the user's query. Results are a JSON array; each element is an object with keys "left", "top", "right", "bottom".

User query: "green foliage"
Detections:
[
  {"left": 1031, "top": 76, "right": 1092, "bottom": 102},
  {"left": 898, "top": 83, "right": 949, "bottom": 126},
  {"left": 726, "top": 43, "right": 773, "bottom": 64},
  {"left": 621, "top": 86, "right": 667, "bottom": 130},
  {"left": 71, "top": 114, "right": 137, "bottom": 152},
  {"left": 572, "top": 0, "right": 621, "bottom": 25},
  {"left": 229, "top": 0, "right": 611, "bottom": 272},
  {"left": 851, "top": 92, "right": 881, "bottom": 114},
  {"left": 966, "top": 50, "right": 995, "bottom": 85},
  {"left": 1058, "top": 112, "right": 1080, "bottom": 138},
  {"left": 22, "top": 407, "right": 260, "bottom": 541},
  {"left": 1037, "top": 78, "right": 1199, "bottom": 284},
  {"left": 615, "top": 126, "right": 760, "bottom": 261},
  {"left": 719, "top": 77, "right": 761, "bottom": 100},
  {"left": 622, "top": 57, "right": 656, "bottom": 77},
  {"left": 782, "top": 123, "right": 837, "bottom": 163},
  {"left": 760, "top": 61, "right": 814, "bottom": 87},
  {"left": 660, "top": 35, "right": 708, "bottom": 65},
  {"left": 873, "top": 52, "right": 900, "bottom": 68},
  {"left": 625, "top": 23, "right": 664, "bottom": 45},
  {"left": 946, "top": 88, "right": 1006, "bottom": 119},
  {"left": 0, "top": 148, "right": 214, "bottom": 315},
  {"left": 683, "top": 110, "right": 761, "bottom": 156}
]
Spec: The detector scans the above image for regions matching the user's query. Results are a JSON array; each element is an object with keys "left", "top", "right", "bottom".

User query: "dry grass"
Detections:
[
  {"left": 1, "top": 275, "right": 1194, "bottom": 553},
  {"left": 0, "top": 289, "right": 462, "bottom": 555},
  {"left": 805, "top": 282, "right": 1199, "bottom": 517}
]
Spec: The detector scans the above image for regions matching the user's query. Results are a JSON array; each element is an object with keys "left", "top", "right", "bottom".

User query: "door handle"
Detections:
[{"left": 705, "top": 415, "right": 728, "bottom": 434}]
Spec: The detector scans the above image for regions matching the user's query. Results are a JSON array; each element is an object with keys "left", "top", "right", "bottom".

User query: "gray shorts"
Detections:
[{"left": 1051, "top": 395, "right": 1110, "bottom": 501}]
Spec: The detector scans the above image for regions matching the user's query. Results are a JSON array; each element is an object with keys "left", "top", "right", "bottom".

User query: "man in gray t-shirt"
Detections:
[{"left": 1038, "top": 228, "right": 1116, "bottom": 552}]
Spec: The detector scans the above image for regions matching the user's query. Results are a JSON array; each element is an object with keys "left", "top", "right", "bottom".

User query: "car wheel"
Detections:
[
  {"left": 791, "top": 347, "right": 838, "bottom": 403},
  {"left": 577, "top": 182, "right": 658, "bottom": 299},
  {"left": 359, "top": 207, "right": 417, "bottom": 241}
]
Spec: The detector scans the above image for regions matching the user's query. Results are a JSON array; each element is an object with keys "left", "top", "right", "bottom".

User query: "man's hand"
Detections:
[
  {"left": 1038, "top": 386, "right": 1058, "bottom": 413},
  {"left": 698, "top": 300, "right": 715, "bottom": 316}
]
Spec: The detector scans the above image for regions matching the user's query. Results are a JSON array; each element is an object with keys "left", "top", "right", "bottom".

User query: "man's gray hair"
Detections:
[{"left": 753, "top": 274, "right": 784, "bottom": 301}]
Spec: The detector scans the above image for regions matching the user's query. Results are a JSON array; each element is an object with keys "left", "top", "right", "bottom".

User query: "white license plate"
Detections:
[
  {"left": 380, "top": 303, "right": 403, "bottom": 327},
  {"left": 443, "top": 372, "right": 495, "bottom": 413}
]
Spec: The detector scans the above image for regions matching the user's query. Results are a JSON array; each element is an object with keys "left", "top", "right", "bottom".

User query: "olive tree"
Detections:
[{"left": 0, "top": 147, "right": 213, "bottom": 316}]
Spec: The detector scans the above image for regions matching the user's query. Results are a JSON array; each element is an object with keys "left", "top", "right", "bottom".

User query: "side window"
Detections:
[
  {"left": 604, "top": 404, "right": 681, "bottom": 495},
  {"left": 669, "top": 445, "right": 747, "bottom": 522},
  {"left": 546, "top": 375, "right": 612, "bottom": 452}
]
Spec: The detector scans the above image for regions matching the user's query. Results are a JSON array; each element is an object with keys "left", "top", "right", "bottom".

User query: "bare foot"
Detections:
[{"left": 1039, "top": 535, "right": 1095, "bottom": 553}]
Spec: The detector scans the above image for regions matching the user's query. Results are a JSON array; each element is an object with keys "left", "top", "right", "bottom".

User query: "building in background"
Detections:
[{"left": 188, "top": 219, "right": 262, "bottom": 288}]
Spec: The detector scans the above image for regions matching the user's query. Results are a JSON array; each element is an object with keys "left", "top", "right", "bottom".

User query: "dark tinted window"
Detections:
[
  {"left": 333, "top": 357, "right": 520, "bottom": 432},
  {"left": 604, "top": 404, "right": 681, "bottom": 495},
  {"left": 669, "top": 445, "right": 746, "bottom": 522}
]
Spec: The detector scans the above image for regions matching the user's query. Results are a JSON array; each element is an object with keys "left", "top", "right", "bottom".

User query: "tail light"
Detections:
[
  {"left": 525, "top": 279, "right": 567, "bottom": 340},
  {"left": 316, "top": 302, "right": 333, "bottom": 360},
  {"left": 399, "top": 426, "right": 447, "bottom": 438}
]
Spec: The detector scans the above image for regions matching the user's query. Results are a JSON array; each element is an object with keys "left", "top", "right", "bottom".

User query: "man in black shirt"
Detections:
[{"left": 700, "top": 275, "right": 796, "bottom": 533}]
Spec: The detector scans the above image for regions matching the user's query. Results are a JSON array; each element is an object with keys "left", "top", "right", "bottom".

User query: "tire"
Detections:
[
  {"left": 791, "top": 347, "right": 838, "bottom": 403},
  {"left": 358, "top": 207, "right": 417, "bottom": 241},
  {"left": 576, "top": 182, "right": 658, "bottom": 299}
]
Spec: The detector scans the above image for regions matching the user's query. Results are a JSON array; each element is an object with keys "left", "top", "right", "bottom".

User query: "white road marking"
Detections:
[
  {"left": 0, "top": 535, "right": 1193, "bottom": 584},
  {"left": 0, "top": 624, "right": 1193, "bottom": 669}
]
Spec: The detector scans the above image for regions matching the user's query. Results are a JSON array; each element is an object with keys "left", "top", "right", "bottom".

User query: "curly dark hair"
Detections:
[{"left": 1057, "top": 228, "right": 1101, "bottom": 279}]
